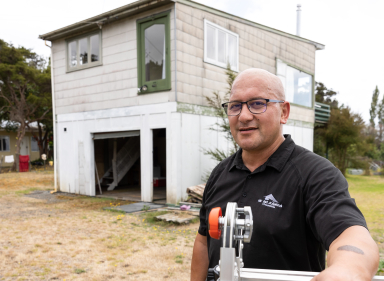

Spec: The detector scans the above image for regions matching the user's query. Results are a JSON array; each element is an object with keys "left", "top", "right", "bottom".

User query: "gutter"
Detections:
[
  {"left": 45, "top": 41, "right": 58, "bottom": 192},
  {"left": 39, "top": 0, "right": 172, "bottom": 41}
]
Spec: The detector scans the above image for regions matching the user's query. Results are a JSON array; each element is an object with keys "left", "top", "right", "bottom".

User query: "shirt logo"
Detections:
[{"left": 258, "top": 194, "right": 282, "bottom": 209}]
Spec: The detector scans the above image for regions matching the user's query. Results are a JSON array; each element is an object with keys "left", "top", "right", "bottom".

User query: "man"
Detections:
[{"left": 191, "top": 68, "right": 379, "bottom": 281}]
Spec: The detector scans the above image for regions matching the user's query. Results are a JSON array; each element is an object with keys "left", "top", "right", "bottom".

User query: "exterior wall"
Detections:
[
  {"left": 175, "top": 2, "right": 316, "bottom": 106},
  {"left": 0, "top": 131, "right": 40, "bottom": 167},
  {"left": 52, "top": 4, "right": 176, "bottom": 115},
  {"left": 51, "top": 2, "right": 320, "bottom": 199},
  {"left": 56, "top": 102, "right": 224, "bottom": 204},
  {"left": 175, "top": 2, "right": 315, "bottom": 143}
]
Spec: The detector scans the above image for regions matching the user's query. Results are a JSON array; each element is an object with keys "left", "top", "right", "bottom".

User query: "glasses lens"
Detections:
[
  {"left": 248, "top": 100, "right": 266, "bottom": 114},
  {"left": 226, "top": 102, "right": 242, "bottom": 115}
]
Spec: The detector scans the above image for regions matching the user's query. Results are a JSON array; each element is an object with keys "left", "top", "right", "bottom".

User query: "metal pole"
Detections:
[{"left": 296, "top": 4, "right": 301, "bottom": 36}]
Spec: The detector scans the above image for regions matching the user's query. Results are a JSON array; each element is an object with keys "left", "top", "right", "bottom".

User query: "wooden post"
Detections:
[{"left": 112, "top": 139, "right": 117, "bottom": 186}]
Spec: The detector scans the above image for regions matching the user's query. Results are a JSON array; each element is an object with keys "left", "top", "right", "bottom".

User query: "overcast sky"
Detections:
[{"left": 1, "top": 0, "right": 383, "bottom": 122}]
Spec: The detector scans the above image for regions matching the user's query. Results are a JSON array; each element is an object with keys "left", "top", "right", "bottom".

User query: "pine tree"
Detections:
[{"left": 369, "top": 86, "right": 379, "bottom": 128}]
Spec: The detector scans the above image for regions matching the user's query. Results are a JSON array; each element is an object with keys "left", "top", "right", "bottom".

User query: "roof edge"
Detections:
[
  {"left": 175, "top": 0, "right": 325, "bottom": 50},
  {"left": 38, "top": 0, "right": 172, "bottom": 41}
]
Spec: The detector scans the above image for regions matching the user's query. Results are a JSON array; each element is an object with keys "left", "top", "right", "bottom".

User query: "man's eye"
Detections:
[
  {"left": 230, "top": 103, "right": 241, "bottom": 110},
  {"left": 250, "top": 101, "right": 265, "bottom": 107}
]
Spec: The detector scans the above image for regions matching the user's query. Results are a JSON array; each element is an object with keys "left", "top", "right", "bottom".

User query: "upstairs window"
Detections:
[
  {"left": 137, "top": 11, "right": 171, "bottom": 94},
  {"left": 204, "top": 20, "right": 239, "bottom": 71},
  {"left": 66, "top": 31, "right": 102, "bottom": 72},
  {"left": 277, "top": 59, "right": 313, "bottom": 108},
  {"left": 0, "top": 136, "right": 10, "bottom": 152}
]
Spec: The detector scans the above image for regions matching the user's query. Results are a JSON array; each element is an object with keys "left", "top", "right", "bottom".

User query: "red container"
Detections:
[
  {"left": 153, "top": 177, "right": 166, "bottom": 187},
  {"left": 19, "top": 155, "right": 29, "bottom": 172}
]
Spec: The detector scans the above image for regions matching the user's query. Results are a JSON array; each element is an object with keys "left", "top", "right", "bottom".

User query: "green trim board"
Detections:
[
  {"left": 286, "top": 119, "right": 314, "bottom": 129},
  {"left": 177, "top": 102, "right": 314, "bottom": 128},
  {"left": 177, "top": 102, "right": 219, "bottom": 117},
  {"left": 137, "top": 10, "right": 172, "bottom": 94}
]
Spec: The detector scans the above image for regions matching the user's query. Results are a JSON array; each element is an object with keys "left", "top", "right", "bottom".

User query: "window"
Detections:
[
  {"left": 277, "top": 59, "right": 313, "bottom": 108},
  {"left": 0, "top": 136, "right": 10, "bottom": 152},
  {"left": 137, "top": 11, "right": 171, "bottom": 94},
  {"left": 31, "top": 137, "right": 39, "bottom": 152},
  {"left": 204, "top": 20, "right": 239, "bottom": 71},
  {"left": 66, "top": 31, "right": 102, "bottom": 72}
]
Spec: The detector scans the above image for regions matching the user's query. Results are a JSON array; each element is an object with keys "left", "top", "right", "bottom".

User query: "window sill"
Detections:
[
  {"left": 289, "top": 102, "right": 314, "bottom": 110},
  {"left": 138, "top": 87, "right": 172, "bottom": 95},
  {"left": 66, "top": 61, "right": 103, "bottom": 73},
  {"left": 203, "top": 59, "right": 238, "bottom": 72}
]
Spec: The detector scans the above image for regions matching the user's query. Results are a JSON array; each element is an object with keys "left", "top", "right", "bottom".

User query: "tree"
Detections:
[
  {"left": 203, "top": 65, "right": 237, "bottom": 164},
  {"left": 376, "top": 88, "right": 384, "bottom": 145},
  {"left": 321, "top": 106, "right": 366, "bottom": 176},
  {"left": 369, "top": 86, "right": 379, "bottom": 128},
  {"left": 0, "top": 39, "right": 51, "bottom": 170},
  {"left": 315, "top": 82, "right": 338, "bottom": 108},
  {"left": 314, "top": 82, "right": 339, "bottom": 158}
]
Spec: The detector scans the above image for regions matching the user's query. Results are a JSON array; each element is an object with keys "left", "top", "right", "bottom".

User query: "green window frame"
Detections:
[
  {"left": 66, "top": 30, "right": 102, "bottom": 73},
  {"left": 137, "top": 11, "right": 171, "bottom": 94}
]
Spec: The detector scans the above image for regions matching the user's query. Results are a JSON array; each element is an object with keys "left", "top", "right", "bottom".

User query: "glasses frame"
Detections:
[{"left": 222, "top": 98, "right": 285, "bottom": 116}]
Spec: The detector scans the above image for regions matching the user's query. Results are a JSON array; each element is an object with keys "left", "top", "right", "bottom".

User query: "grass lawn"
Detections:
[
  {"left": 347, "top": 174, "right": 384, "bottom": 275},
  {"left": 0, "top": 172, "right": 197, "bottom": 280},
  {"left": 0, "top": 171, "right": 382, "bottom": 279}
]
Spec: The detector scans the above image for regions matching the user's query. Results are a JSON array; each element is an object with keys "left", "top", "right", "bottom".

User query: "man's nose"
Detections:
[{"left": 238, "top": 103, "right": 254, "bottom": 122}]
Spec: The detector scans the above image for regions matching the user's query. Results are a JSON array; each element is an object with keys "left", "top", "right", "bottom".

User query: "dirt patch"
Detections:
[
  {"left": 24, "top": 190, "right": 66, "bottom": 204},
  {"left": 0, "top": 172, "right": 198, "bottom": 280}
]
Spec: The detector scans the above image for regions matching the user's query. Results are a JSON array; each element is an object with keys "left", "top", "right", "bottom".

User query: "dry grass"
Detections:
[{"left": 0, "top": 172, "right": 198, "bottom": 280}]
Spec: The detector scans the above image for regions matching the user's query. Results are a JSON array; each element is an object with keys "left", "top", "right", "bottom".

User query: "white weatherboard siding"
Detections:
[
  {"left": 56, "top": 102, "right": 226, "bottom": 204},
  {"left": 52, "top": 4, "right": 176, "bottom": 116},
  {"left": 56, "top": 101, "right": 313, "bottom": 203}
]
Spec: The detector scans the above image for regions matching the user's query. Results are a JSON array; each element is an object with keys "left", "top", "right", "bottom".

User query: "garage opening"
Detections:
[
  {"left": 152, "top": 128, "right": 166, "bottom": 204},
  {"left": 93, "top": 131, "right": 141, "bottom": 201}
]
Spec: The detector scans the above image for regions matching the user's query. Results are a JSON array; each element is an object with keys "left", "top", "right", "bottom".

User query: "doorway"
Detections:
[
  {"left": 152, "top": 128, "right": 166, "bottom": 203},
  {"left": 93, "top": 131, "right": 141, "bottom": 201}
]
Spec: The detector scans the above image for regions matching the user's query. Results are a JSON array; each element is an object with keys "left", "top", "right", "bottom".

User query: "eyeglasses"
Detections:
[{"left": 222, "top": 98, "right": 285, "bottom": 116}]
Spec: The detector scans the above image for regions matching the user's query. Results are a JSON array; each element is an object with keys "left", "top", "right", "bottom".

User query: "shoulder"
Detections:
[
  {"left": 288, "top": 144, "right": 345, "bottom": 184},
  {"left": 290, "top": 144, "right": 336, "bottom": 172},
  {"left": 205, "top": 151, "right": 238, "bottom": 191}
]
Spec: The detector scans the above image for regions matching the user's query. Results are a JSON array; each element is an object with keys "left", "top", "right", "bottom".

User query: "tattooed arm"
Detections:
[{"left": 312, "top": 226, "right": 379, "bottom": 281}]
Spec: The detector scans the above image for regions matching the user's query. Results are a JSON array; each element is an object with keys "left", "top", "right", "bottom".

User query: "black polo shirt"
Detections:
[{"left": 198, "top": 135, "right": 367, "bottom": 272}]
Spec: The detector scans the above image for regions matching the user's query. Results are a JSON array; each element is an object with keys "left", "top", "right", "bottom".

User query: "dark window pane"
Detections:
[
  {"left": 90, "top": 34, "right": 99, "bottom": 62},
  {"left": 68, "top": 41, "right": 77, "bottom": 67},
  {"left": 145, "top": 24, "right": 165, "bottom": 81},
  {"left": 79, "top": 38, "right": 88, "bottom": 65}
]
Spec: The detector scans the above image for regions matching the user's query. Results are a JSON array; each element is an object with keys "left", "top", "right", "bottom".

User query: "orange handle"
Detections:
[{"left": 208, "top": 207, "right": 222, "bottom": 240}]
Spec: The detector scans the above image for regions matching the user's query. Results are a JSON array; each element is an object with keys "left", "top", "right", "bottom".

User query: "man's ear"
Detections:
[{"left": 280, "top": 102, "right": 290, "bottom": 124}]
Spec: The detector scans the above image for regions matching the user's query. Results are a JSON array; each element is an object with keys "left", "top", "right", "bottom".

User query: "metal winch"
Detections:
[
  {"left": 208, "top": 202, "right": 253, "bottom": 281},
  {"left": 207, "top": 202, "right": 384, "bottom": 281}
]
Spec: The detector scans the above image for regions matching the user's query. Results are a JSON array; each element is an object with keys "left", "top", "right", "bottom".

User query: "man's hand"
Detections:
[
  {"left": 191, "top": 233, "right": 209, "bottom": 281},
  {"left": 311, "top": 226, "right": 379, "bottom": 281}
]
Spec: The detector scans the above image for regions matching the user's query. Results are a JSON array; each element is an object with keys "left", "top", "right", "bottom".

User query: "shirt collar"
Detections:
[{"left": 229, "top": 134, "right": 295, "bottom": 173}]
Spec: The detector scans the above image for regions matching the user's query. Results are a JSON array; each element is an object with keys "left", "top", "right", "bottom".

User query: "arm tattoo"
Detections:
[{"left": 337, "top": 245, "right": 364, "bottom": 255}]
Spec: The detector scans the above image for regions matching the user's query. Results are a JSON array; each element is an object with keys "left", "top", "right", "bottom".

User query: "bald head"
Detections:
[{"left": 231, "top": 68, "right": 285, "bottom": 100}]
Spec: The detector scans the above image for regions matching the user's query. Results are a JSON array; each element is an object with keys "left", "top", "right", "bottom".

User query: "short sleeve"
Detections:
[{"left": 305, "top": 163, "right": 367, "bottom": 251}]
